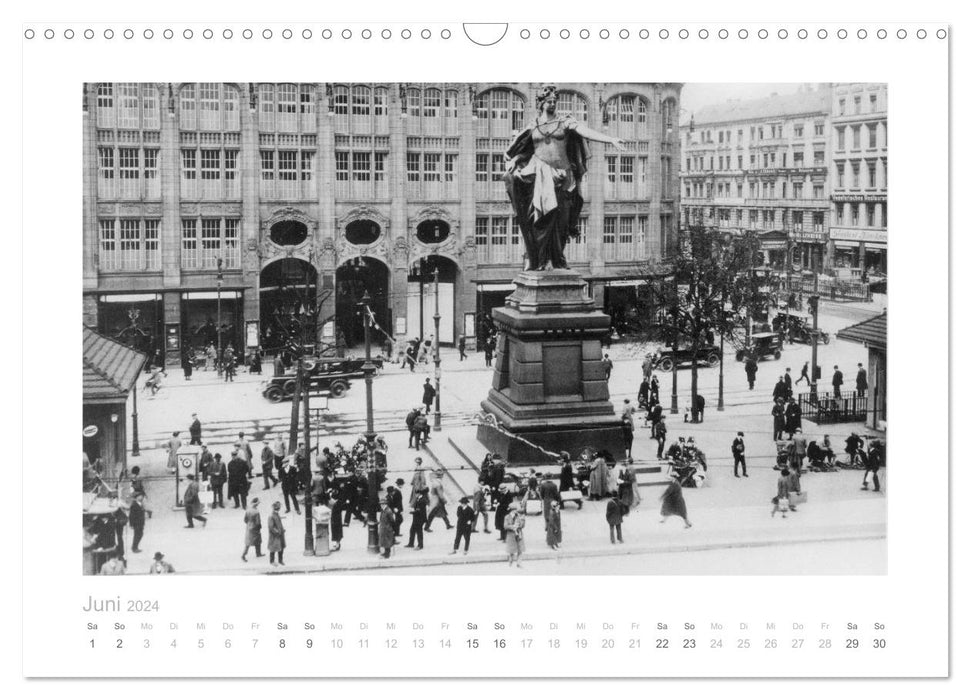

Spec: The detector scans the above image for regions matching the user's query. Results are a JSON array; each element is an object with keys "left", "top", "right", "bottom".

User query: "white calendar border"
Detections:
[{"left": 10, "top": 0, "right": 963, "bottom": 692}]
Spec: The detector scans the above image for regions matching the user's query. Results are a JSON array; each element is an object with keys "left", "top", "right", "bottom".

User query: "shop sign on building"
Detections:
[{"left": 828, "top": 227, "right": 888, "bottom": 244}]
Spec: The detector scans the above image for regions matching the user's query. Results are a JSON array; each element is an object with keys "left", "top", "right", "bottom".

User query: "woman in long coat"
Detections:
[
  {"left": 378, "top": 500, "right": 396, "bottom": 559},
  {"left": 660, "top": 476, "right": 692, "bottom": 528},
  {"left": 772, "top": 469, "right": 792, "bottom": 518},
  {"left": 494, "top": 487, "right": 514, "bottom": 541},
  {"left": 329, "top": 493, "right": 344, "bottom": 551},
  {"left": 606, "top": 459, "right": 620, "bottom": 497},
  {"left": 618, "top": 461, "right": 642, "bottom": 512},
  {"left": 409, "top": 464, "right": 427, "bottom": 508},
  {"left": 241, "top": 498, "right": 262, "bottom": 561},
  {"left": 267, "top": 502, "right": 286, "bottom": 566},
  {"left": 587, "top": 454, "right": 609, "bottom": 500},
  {"left": 557, "top": 453, "right": 576, "bottom": 492},
  {"left": 504, "top": 501, "right": 526, "bottom": 567}
]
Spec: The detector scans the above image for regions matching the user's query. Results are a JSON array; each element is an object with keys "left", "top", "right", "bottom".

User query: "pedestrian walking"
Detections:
[
  {"left": 129, "top": 465, "right": 146, "bottom": 499},
  {"left": 538, "top": 472, "right": 561, "bottom": 524},
  {"left": 273, "top": 354, "right": 285, "bottom": 377},
  {"left": 660, "top": 475, "right": 693, "bottom": 528},
  {"left": 209, "top": 453, "right": 227, "bottom": 508},
  {"left": 546, "top": 500, "right": 562, "bottom": 550},
  {"left": 472, "top": 478, "right": 491, "bottom": 533},
  {"left": 790, "top": 428, "right": 807, "bottom": 474},
  {"left": 223, "top": 346, "right": 236, "bottom": 382},
  {"left": 796, "top": 361, "right": 810, "bottom": 386},
  {"left": 731, "top": 432, "right": 748, "bottom": 477},
  {"left": 648, "top": 401, "right": 663, "bottom": 437},
  {"left": 182, "top": 350, "right": 194, "bottom": 381},
  {"left": 182, "top": 474, "right": 208, "bottom": 529},
  {"left": 785, "top": 398, "right": 802, "bottom": 437},
  {"left": 260, "top": 440, "right": 279, "bottom": 489},
  {"left": 280, "top": 459, "right": 302, "bottom": 514},
  {"left": 856, "top": 362, "right": 868, "bottom": 397},
  {"left": 241, "top": 498, "right": 263, "bottom": 561},
  {"left": 745, "top": 356, "right": 758, "bottom": 390},
  {"left": 413, "top": 412, "right": 429, "bottom": 449},
  {"left": 494, "top": 487, "right": 514, "bottom": 541},
  {"left": 771, "top": 468, "right": 792, "bottom": 518},
  {"left": 832, "top": 365, "right": 843, "bottom": 398},
  {"left": 405, "top": 487, "right": 429, "bottom": 549},
  {"left": 189, "top": 413, "right": 202, "bottom": 445},
  {"left": 618, "top": 461, "right": 641, "bottom": 513},
  {"left": 206, "top": 343, "right": 217, "bottom": 371},
  {"left": 602, "top": 353, "right": 613, "bottom": 380},
  {"left": 421, "top": 378, "right": 437, "bottom": 415},
  {"left": 166, "top": 432, "right": 181, "bottom": 473},
  {"left": 424, "top": 471, "right": 453, "bottom": 532},
  {"left": 861, "top": 439, "right": 883, "bottom": 493},
  {"left": 772, "top": 376, "right": 788, "bottom": 403},
  {"left": 606, "top": 494, "right": 625, "bottom": 544},
  {"left": 654, "top": 415, "right": 668, "bottom": 459},
  {"left": 329, "top": 493, "right": 344, "bottom": 551},
  {"left": 504, "top": 500, "right": 526, "bottom": 568},
  {"left": 484, "top": 336, "right": 495, "bottom": 367},
  {"left": 129, "top": 493, "right": 146, "bottom": 553},
  {"left": 378, "top": 499, "right": 396, "bottom": 559},
  {"left": 235, "top": 432, "right": 254, "bottom": 478},
  {"left": 458, "top": 335, "right": 467, "bottom": 361},
  {"left": 557, "top": 452, "right": 576, "bottom": 492},
  {"left": 642, "top": 353, "right": 655, "bottom": 379},
  {"left": 268, "top": 502, "right": 286, "bottom": 566},
  {"left": 227, "top": 449, "right": 250, "bottom": 509},
  {"left": 408, "top": 458, "right": 427, "bottom": 507},
  {"left": 450, "top": 497, "right": 475, "bottom": 555},
  {"left": 692, "top": 394, "right": 705, "bottom": 424},
  {"left": 771, "top": 399, "right": 786, "bottom": 441},
  {"left": 784, "top": 368, "right": 793, "bottom": 399},
  {"left": 249, "top": 347, "right": 263, "bottom": 375},
  {"left": 405, "top": 407, "right": 420, "bottom": 448},
  {"left": 148, "top": 551, "right": 175, "bottom": 574}
]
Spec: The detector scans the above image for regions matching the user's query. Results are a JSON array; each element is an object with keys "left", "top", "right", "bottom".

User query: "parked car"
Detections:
[
  {"left": 653, "top": 345, "right": 722, "bottom": 372},
  {"left": 306, "top": 356, "right": 385, "bottom": 378},
  {"left": 771, "top": 313, "right": 830, "bottom": 345},
  {"left": 734, "top": 332, "right": 783, "bottom": 362}
]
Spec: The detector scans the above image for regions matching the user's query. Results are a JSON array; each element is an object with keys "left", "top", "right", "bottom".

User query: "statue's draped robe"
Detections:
[{"left": 504, "top": 116, "right": 588, "bottom": 270}]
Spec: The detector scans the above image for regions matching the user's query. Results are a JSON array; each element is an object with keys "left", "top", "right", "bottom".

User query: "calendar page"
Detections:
[{"left": 15, "top": 0, "right": 957, "bottom": 690}]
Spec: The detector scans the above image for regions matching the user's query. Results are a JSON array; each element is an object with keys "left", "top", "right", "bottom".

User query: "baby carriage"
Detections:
[{"left": 668, "top": 459, "right": 706, "bottom": 488}]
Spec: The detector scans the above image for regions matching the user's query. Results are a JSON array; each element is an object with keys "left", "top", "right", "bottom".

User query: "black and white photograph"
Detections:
[{"left": 79, "top": 81, "right": 888, "bottom": 576}]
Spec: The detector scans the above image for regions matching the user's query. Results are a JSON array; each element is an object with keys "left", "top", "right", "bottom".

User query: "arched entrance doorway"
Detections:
[
  {"left": 335, "top": 257, "right": 391, "bottom": 349},
  {"left": 407, "top": 255, "right": 458, "bottom": 345},
  {"left": 260, "top": 258, "right": 319, "bottom": 356}
]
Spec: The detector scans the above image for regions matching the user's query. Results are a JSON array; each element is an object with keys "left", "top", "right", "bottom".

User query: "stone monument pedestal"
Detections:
[{"left": 478, "top": 269, "right": 626, "bottom": 464}]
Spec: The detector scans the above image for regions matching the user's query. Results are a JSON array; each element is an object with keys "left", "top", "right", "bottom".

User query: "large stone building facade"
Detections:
[
  {"left": 828, "top": 83, "right": 888, "bottom": 274},
  {"left": 679, "top": 85, "right": 833, "bottom": 272},
  {"left": 83, "top": 82, "right": 681, "bottom": 363}
]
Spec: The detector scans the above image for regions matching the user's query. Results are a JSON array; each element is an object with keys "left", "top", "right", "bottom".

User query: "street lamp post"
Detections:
[
  {"left": 432, "top": 266, "right": 442, "bottom": 431},
  {"left": 216, "top": 258, "right": 224, "bottom": 377},
  {"left": 130, "top": 366, "right": 141, "bottom": 456},
  {"left": 717, "top": 289, "right": 726, "bottom": 412},
  {"left": 809, "top": 271, "right": 820, "bottom": 404},
  {"left": 359, "top": 291, "right": 379, "bottom": 553}
]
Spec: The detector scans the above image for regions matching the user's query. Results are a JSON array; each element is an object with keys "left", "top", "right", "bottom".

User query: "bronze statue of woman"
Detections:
[{"left": 505, "top": 85, "right": 625, "bottom": 271}]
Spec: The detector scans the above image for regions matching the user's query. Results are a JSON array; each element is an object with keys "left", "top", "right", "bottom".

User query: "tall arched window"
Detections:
[
  {"left": 603, "top": 94, "right": 651, "bottom": 140},
  {"left": 557, "top": 91, "right": 589, "bottom": 123},
  {"left": 179, "top": 83, "right": 241, "bottom": 131},
  {"left": 473, "top": 88, "right": 526, "bottom": 138}
]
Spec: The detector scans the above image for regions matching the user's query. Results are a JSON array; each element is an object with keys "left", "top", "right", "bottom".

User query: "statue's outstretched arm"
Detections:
[{"left": 573, "top": 123, "right": 626, "bottom": 151}]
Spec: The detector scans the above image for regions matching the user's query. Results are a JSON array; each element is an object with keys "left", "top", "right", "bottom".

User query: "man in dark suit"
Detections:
[
  {"left": 450, "top": 496, "right": 476, "bottom": 555},
  {"left": 538, "top": 472, "right": 562, "bottom": 525},
  {"left": 744, "top": 356, "right": 758, "bottom": 390},
  {"left": 832, "top": 365, "right": 844, "bottom": 398},
  {"left": 654, "top": 415, "right": 667, "bottom": 459},
  {"left": 129, "top": 493, "right": 146, "bottom": 552},
  {"left": 387, "top": 480, "right": 405, "bottom": 537},
  {"left": 226, "top": 449, "right": 250, "bottom": 509},
  {"left": 731, "top": 432, "right": 747, "bottom": 477},
  {"left": 772, "top": 399, "right": 786, "bottom": 441},
  {"left": 773, "top": 376, "right": 788, "bottom": 403},
  {"left": 856, "top": 363, "right": 868, "bottom": 397},
  {"left": 405, "top": 407, "right": 420, "bottom": 448},
  {"left": 405, "top": 487, "right": 429, "bottom": 549},
  {"left": 280, "top": 461, "right": 301, "bottom": 515},
  {"left": 783, "top": 368, "right": 793, "bottom": 399},
  {"left": 188, "top": 413, "right": 202, "bottom": 445}
]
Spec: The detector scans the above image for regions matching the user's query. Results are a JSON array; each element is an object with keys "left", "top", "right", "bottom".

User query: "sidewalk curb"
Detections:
[{"left": 178, "top": 530, "right": 885, "bottom": 576}]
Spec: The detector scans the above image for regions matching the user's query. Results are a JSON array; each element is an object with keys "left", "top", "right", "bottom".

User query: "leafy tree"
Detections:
[{"left": 626, "top": 226, "right": 768, "bottom": 413}]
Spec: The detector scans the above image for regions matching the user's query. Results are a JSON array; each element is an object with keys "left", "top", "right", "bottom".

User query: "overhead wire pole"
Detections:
[
  {"left": 433, "top": 266, "right": 442, "bottom": 431},
  {"left": 360, "top": 292, "right": 379, "bottom": 554}
]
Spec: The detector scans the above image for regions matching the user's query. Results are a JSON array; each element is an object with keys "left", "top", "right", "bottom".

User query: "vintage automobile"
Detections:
[
  {"left": 771, "top": 313, "right": 830, "bottom": 346},
  {"left": 734, "top": 332, "right": 783, "bottom": 362},
  {"left": 652, "top": 345, "right": 722, "bottom": 372},
  {"left": 261, "top": 357, "right": 377, "bottom": 403}
]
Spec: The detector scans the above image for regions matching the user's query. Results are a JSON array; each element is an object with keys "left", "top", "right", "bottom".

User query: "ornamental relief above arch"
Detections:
[{"left": 257, "top": 207, "right": 320, "bottom": 264}]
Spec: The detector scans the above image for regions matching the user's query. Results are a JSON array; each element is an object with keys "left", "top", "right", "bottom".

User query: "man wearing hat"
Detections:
[
  {"left": 387, "top": 479, "right": 405, "bottom": 538},
  {"left": 182, "top": 474, "right": 208, "bottom": 528},
  {"left": 148, "top": 552, "right": 175, "bottom": 574},
  {"left": 241, "top": 497, "right": 263, "bottom": 562},
  {"left": 450, "top": 496, "right": 475, "bottom": 555},
  {"left": 654, "top": 415, "right": 667, "bottom": 459},
  {"left": 198, "top": 443, "right": 213, "bottom": 482},
  {"left": 731, "top": 432, "right": 747, "bottom": 477},
  {"left": 538, "top": 472, "right": 561, "bottom": 525},
  {"left": 280, "top": 458, "right": 302, "bottom": 515},
  {"left": 405, "top": 487, "right": 429, "bottom": 550},
  {"left": 227, "top": 449, "right": 250, "bottom": 508},
  {"left": 424, "top": 469, "right": 453, "bottom": 532},
  {"left": 260, "top": 440, "right": 278, "bottom": 489},
  {"left": 378, "top": 496, "right": 396, "bottom": 559},
  {"left": 189, "top": 413, "right": 202, "bottom": 446},
  {"left": 471, "top": 477, "right": 491, "bottom": 534}
]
